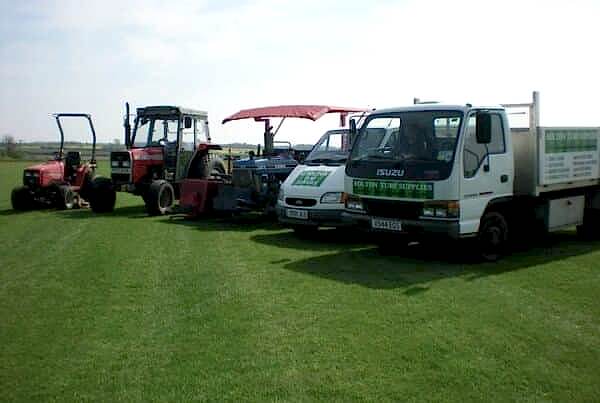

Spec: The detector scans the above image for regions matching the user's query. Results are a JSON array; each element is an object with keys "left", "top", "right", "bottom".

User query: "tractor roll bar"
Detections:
[{"left": 53, "top": 113, "right": 97, "bottom": 163}]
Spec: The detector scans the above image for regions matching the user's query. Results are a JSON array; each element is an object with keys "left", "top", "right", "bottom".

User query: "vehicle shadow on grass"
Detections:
[
  {"left": 256, "top": 230, "right": 600, "bottom": 292},
  {"left": 54, "top": 205, "right": 149, "bottom": 219},
  {"left": 161, "top": 213, "right": 283, "bottom": 233}
]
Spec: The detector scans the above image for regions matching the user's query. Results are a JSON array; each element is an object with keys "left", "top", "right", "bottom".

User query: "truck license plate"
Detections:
[
  {"left": 372, "top": 218, "right": 402, "bottom": 231},
  {"left": 287, "top": 209, "right": 308, "bottom": 220}
]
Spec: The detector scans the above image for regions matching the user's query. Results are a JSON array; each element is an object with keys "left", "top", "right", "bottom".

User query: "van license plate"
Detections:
[
  {"left": 287, "top": 209, "right": 308, "bottom": 220},
  {"left": 372, "top": 218, "right": 402, "bottom": 231}
]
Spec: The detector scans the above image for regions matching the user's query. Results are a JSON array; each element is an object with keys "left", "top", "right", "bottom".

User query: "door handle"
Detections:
[{"left": 500, "top": 174, "right": 508, "bottom": 183}]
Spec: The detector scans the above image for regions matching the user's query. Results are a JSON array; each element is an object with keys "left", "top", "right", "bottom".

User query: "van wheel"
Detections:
[
  {"left": 145, "top": 180, "right": 174, "bottom": 216},
  {"left": 478, "top": 212, "right": 508, "bottom": 262}
]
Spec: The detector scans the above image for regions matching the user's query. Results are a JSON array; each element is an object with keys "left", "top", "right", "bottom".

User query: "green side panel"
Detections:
[
  {"left": 292, "top": 170, "right": 331, "bottom": 187},
  {"left": 544, "top": 129, "right": 598, "bottom": 154},
  {"left": 353, "top": 179, "right": 434, "bottom": 199}
]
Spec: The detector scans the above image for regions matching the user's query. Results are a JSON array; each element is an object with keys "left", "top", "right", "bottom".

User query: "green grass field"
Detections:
[{"left": 1, "top": 161, "right": 599, "bottom": 402}]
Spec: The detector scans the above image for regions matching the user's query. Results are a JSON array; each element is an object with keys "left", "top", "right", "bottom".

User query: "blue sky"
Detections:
[{"left": 1, "top": 0, "right": 599, "bottom": 145}]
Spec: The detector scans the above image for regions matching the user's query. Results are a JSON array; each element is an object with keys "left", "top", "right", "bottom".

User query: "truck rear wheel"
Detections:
[
  {"left": 55, "top": 185, "right": 75, "bottom": 210},
  {"left": 11, "top": 186, "right": 34, "bottom": 211},
  {"left": 477, "top": 212, "right": 508, "bottom": 262},
  {"left": 145, "top": 180, "right": 174, "bottom": 216},
  {"left": 89, "top": 177, "right": 116, "bottom": 213}
]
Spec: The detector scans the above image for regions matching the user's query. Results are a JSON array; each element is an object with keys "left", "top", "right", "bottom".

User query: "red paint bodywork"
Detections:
[
  {"left": 27, "top": 160, "right": 64, "bottom": 187},
  {"left": 179, "top": 179, "right": 220, "bottom": 216},
  {"left": 130, "top": 147, "right": 164, "bottom": 184},
  {"left": 24, "top": 159, "right": 91, "bottom": 189}
]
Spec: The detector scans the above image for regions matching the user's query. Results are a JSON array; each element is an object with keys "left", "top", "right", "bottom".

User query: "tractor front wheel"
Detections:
[
  {"left": 55, "top": 185, "right": 76, "bottom": 210},
  {"left": 145, "top": 180, "right": 175, "bottom": 216},
  {"left": 89, "top": 177, "right": 116, "bottom": 213},
  {"left": 11, "top": 186, "right": 35, "bottom": 211}
]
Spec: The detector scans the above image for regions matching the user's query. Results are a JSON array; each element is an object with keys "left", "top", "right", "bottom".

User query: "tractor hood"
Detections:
[
  {"left": 26, "top": 160, "right": 63, "bottom": 173},
  {"left": 281, "top": 163, "right": 345, "bottom": 198}
]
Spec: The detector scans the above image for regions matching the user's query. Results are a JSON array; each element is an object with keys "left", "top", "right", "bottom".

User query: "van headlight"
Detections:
[
  {"left": 421, "top": 201, "right": 459, "bottom": 219},
  {"left": 320, "top": 192, "right": 343, "bottom": 204},
  {"left": 345, "top": 194, "right": 364, "bottom": 211}
]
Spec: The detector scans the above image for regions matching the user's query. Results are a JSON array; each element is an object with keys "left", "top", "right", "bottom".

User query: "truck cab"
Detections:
[{"left": 344, "top": 92, "right": 600, "bottom": 260}]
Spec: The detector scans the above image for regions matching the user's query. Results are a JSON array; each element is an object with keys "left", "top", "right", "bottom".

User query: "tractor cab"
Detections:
[{"left": 122, "top": 106, "right": 211, "bottom": 184}]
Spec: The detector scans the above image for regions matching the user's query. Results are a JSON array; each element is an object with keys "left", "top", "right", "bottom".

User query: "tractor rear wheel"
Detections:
[
  {"left": 89, "top": 177, "right": 116, "bottom": 213},
  {"left": 145, "top": 180, "right": 175, "bottom": 216},
  {"left": 55, "top": 185, "right": 75, "bottom": 210},
  {"left": 11, "top": 186, "right": 34, "bottom": 211}
]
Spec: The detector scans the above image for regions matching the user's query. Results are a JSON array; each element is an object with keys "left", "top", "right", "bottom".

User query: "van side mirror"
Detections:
[
  {"left": 476, "top": 113, "right": 492, "bottom": 144},
  {"left": 184, "top": 116, "right": 193, "bottom": 129},
  {"left": 349, "top": 119, "right": 357, "bottom": 147}
]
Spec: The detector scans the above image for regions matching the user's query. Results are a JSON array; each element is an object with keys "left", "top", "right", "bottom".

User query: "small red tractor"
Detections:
[
  {"left": 11, "top": 113, "right": 98, "bottom": 211},
  {"left": 88, "top": 104, "right": 225, "bottom": 214}
]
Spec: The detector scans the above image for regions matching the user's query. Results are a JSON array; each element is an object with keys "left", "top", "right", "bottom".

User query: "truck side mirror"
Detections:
[
  {"left": 184, "top": 116, "right": 193, "bottom": 129},
  {"left": 476, "top": 113, "right": 492, "bottom": 144}
]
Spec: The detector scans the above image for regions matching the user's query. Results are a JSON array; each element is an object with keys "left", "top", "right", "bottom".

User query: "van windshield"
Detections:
[{"left": 305, "top": 130, "right": 349, "bottom": 165}]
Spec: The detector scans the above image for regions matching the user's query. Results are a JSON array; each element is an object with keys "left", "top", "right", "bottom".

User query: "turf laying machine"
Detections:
[
  {"left": 11, "top": 113, "right": 99, "bottom": 210},
  {"left": 178, "top": 105, "right": 366, "bottom": 217},
  {"left": 88, "top": 104, "right": 225, "bottom": 215}
]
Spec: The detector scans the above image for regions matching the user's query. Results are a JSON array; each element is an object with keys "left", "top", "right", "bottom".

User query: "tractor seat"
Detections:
[{"left": 65, "top": 151, "right": 81, "bottom": 178}]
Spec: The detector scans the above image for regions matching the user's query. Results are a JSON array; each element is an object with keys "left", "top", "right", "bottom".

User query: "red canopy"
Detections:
[{"left": 222, "top": 105, "right": 367, "bottom": 124}]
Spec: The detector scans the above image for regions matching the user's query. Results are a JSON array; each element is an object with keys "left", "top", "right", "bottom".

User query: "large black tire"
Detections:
[
  {"left": 55, "top": 185, "right": 76, "bottom": 210},
  {"left": 477, "top": 212, "right": 509, "bottom": 262},
  {"left": 89, "top": 177, "right": 116, "bottom": 213},
  {"left": 145, "top": 180, "right": 175, "bottom": 216},
  {"left": 11, "top": 186, "right": 34, "bottom": 211}
]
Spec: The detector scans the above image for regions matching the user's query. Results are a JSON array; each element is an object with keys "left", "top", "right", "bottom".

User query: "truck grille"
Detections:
[
  {"left": 285, "top": 197, "right": 317, "bottom": 207},
  {"left": 362, "top": 198, "right": 423, "bottom": 219}
]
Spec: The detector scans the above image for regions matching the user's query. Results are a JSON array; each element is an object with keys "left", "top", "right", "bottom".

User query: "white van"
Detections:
[{"left": 276, "top": 129, "right": 350, "bottom": 231}]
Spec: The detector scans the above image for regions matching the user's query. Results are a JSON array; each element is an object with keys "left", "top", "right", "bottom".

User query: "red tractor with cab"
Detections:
[
  {"left": 11, "top": 113, "right": 99, "bottom": 211},
  {"left": 88, "top": 104, "right": 225, "bottom": 215}
]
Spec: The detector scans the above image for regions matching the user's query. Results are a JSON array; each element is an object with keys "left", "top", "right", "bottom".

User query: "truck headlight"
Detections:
[
  {"left": 111, "top": 160, "right": 119, "bottom": 167},
  {"left": 320, "top": 192, "right": 343, "bottom": 204},
  {"left": 421, "top": 201, "right": 459, "bottom": 219},
  {"left": 278, "top": 187, "right": 284, "bottom": 202},
  {"left": 121, "top": 160, "right": 130, "bottom": 168},
  {"left": 345, "top": 194, "right": 364, "bottom": 211}
]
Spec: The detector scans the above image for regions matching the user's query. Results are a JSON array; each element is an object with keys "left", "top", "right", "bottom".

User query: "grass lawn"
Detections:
[{"left": 1, "top": 160, "right": 599, "bottom": 402}]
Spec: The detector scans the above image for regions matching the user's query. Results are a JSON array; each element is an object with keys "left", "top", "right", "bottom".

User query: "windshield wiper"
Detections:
[{"left": 306, "top": 158, "right": 345, "bottom": 164}]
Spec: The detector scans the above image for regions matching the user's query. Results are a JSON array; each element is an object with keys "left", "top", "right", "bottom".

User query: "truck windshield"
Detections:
[
  {"left": 305, "top": 130, "right": 348, "bottom": 165},
  {"left": 133, "top": 117, "right": 179, "bottom": 147},
  {"left": 348, "top": 111, "right": 462, "bottom": 180}
]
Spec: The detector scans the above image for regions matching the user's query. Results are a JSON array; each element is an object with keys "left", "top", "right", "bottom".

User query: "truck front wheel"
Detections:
[{"left": 478, "top": 212, "right": 509, "bottom": 262}]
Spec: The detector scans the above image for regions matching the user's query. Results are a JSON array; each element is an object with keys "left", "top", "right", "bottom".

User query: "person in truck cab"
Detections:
[{"left": 399, "top": 123, "right": 432, "bottom": 160}]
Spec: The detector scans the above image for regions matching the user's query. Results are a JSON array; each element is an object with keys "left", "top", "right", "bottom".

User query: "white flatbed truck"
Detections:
[{"left": 343, "top": 92, "right": 600, "bottom": 260}]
